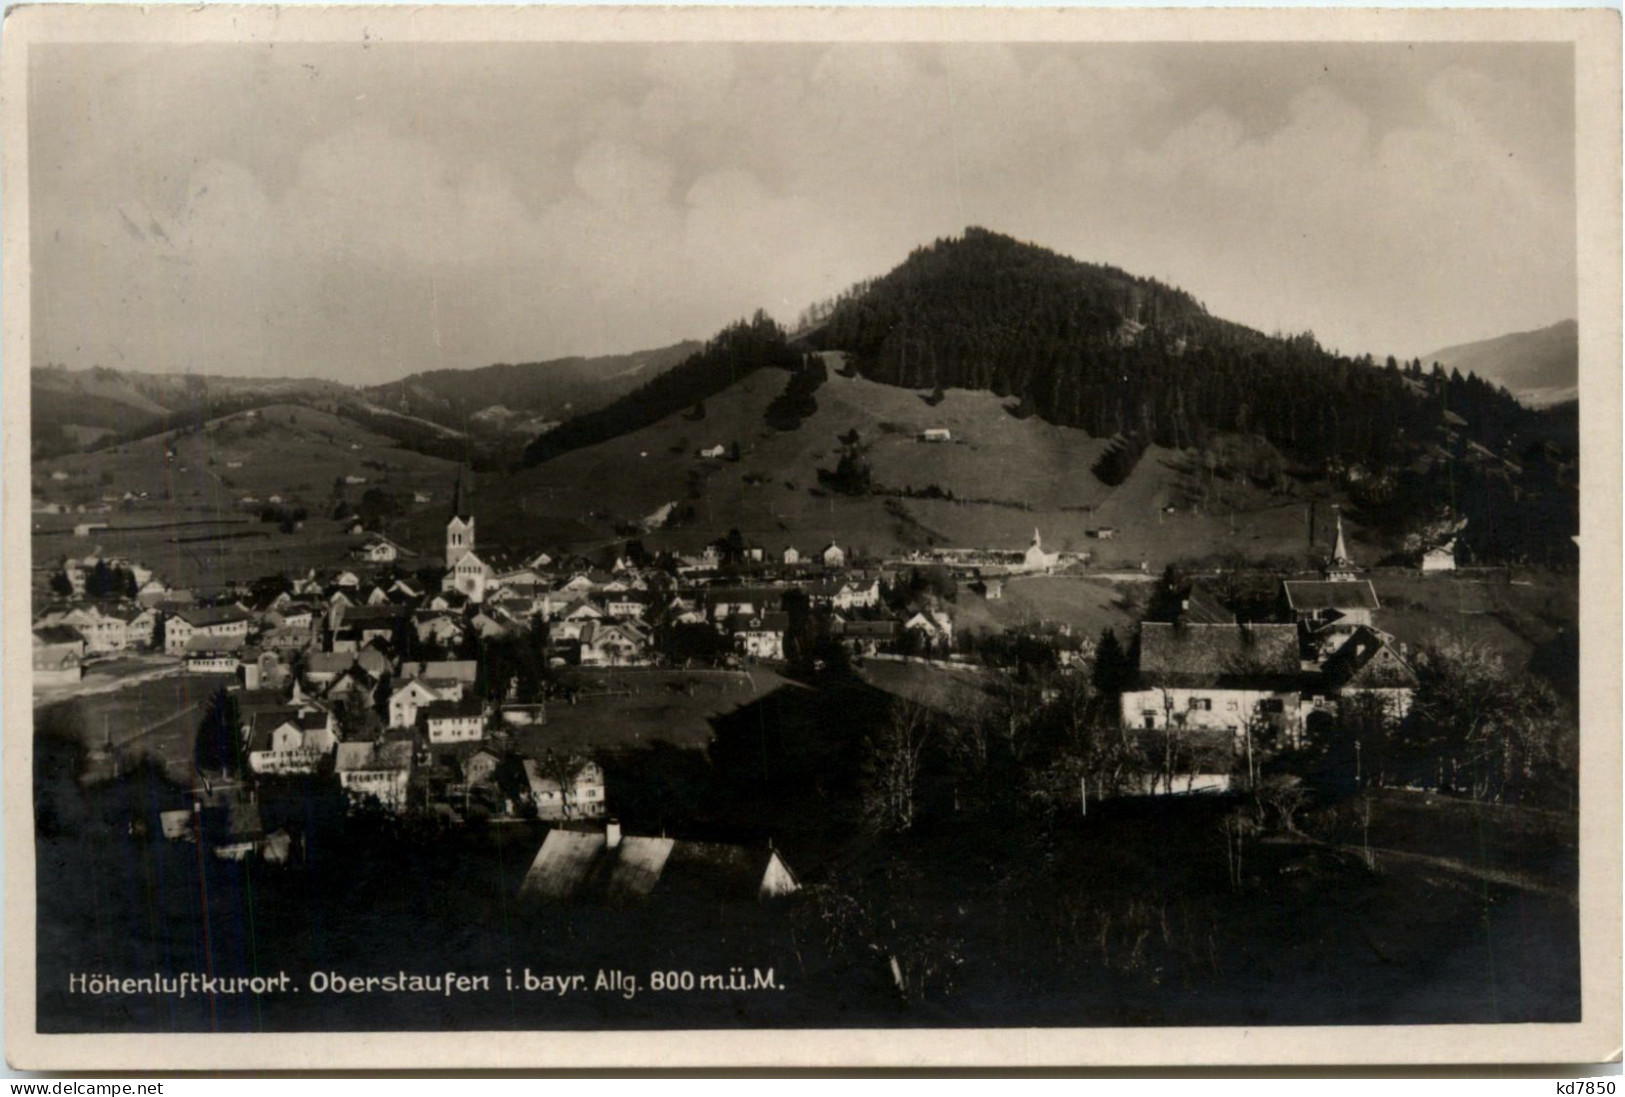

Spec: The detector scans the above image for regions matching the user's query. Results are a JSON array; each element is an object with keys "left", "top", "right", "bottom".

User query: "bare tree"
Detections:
[{"left": 861, "top": 696, "right": 932, "bottom": 833}]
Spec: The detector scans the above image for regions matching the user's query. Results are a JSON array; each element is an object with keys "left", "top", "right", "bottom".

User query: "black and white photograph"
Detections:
[{"left": 4, "top": 4, "right": 1619, "bottom": 1071}]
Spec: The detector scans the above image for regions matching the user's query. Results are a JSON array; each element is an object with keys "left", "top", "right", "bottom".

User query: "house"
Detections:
[
  {"left": 262, "top": 626, "right": 318, "bottom": 654},
  {"left": 76, "top": 606, "right": 130, "bottom": 654},
  {"left": 832, "top": 579, "right": 882, "bottom": 611},
  {"left": 185, "top": 635, "right": 248, "bottom": 674},
  {"left": 463, "top": 747, "right": 503, "bottom": 788},
  {"left": 423, "top": 699, "right": 486, "bottom": 745},
  {"left": 1319, "top": 626, "right": 1418, "bottom": 719},
  {"left": 781, "top": 546, "right": 801, "bottom": 566},
  {"left": 165, "top": 606, "right": 251, "bottom": 655},
  {"left": 1421, "top": 541, "right": 1458, "bottom": 574},
  {"left": 831, "top": 618, "right": 897, "bottom": 655},
  {"left": 903, "top": 610, "right": 954, "bottom": 648},
  {"left": 335, "top": 740, "right": 414, "bottom": 813},
  {"left": 240, "top": 648, "right": 289, "bottom": 691},
  {"left": 728, "top": 613, "right": 789, "bottom": 661},
  {"left": 353, "top": 536, "right": 410, "bottom": 564},
  {"left": 519, "top": 822, "right": 799, "bottom": 905},
  {"left": 135, "top": 578, "right": 171, "bottom": 606},
  {"left": 246, "top": 710, "right": 337, "bottom": 775},
  {"left": 389, "top": 677, "right": 444, "bottom": 729},
  {"left": 697, "top": 444, "right": 727, "bottom": 459},
  {"left": 1119, "top": 622, "right": 1304, "bottom": 744},
  {"left": 32, "top": 626, "right": 85, "bottom": 687},
  {"left": 401, "top": 660, "right": 479, "bottom": 686},
  {"left": 521, "top": 756, "right": 607, "bottom": 821},
  {"left": 919, "top": 427, "right": 952, "bottom": 443},
  {"left": 303, "top": 651, "right": 356, "bottom": 686},
  {"left": 578, "top": 620, "right": 651, "bottom": 666},
  {"left": 470, "top": 606, "right": 518, "bottom": 639},
  {"left": 601, "top": 592, "right": 650, "bottom": 620},
  {"left": 821, "top": 542, "right": 846, "bottom": 569},
  {"left": 1280, "top": 580, "right": 1380, "bottom": 631},
  {"left": 414, "top": 611, "right": 466, "bottom": 648}
]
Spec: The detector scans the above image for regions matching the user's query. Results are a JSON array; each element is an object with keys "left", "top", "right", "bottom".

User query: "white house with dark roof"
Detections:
[
  {"left": 246, "top": 710, "right": 337, "bottom": 775},
  {"left": 521, "top": 756, "right": 606, "bottom": 821},
  {"left": 335, "top": 740, "right": 414, "bottom": 812},
  {"left": 423, "top": 699, "right": 486, "bottom": 744},
  {"left": 1121, "top": 622, "right": 1305, "bottom": 742}
]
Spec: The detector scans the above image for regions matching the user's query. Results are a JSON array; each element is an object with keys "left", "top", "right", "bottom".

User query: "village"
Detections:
[{"left": 28, "top": 450, "right": 1450, "bottom": 912}]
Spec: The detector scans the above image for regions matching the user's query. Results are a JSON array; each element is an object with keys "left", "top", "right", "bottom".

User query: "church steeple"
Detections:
[
  {"left": 1326, "top": 510, "right": 1356, "bottom": 581},
  {"left": 446, "top": 468, "right": 475, "bottom": 570}
]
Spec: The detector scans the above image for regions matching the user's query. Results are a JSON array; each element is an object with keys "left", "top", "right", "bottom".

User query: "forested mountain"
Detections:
[
  {"left": 523, "top": 227, "right": 1578, "bottom": 566},
  {"left": 1423, "top": 320, "right": 1577, "bottom": 408},
  {"left": 521, "top": 313, "right": 806, "bottom": 466},
  {"left": 806, "top": 228, "right": 1529, "bottom": 473}
]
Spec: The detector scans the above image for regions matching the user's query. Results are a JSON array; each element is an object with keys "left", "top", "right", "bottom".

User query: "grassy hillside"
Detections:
[
  {"left": 31, "top": 403, "right": 460, "bottom": 590},
  {"left": 487, "top": 364, "right": 1360, "bottom": 569}
]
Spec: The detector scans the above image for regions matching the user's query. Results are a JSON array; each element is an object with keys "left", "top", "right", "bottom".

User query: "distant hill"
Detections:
[
  {"left": 518, "top": 227, "right": 1577, "bottom": 567},
  {"left": 1422, "top": 320, "right": 1578, "bottom": 408},
  {"left": 362, "top": 341, "right": 702, "bottom": 437},
  {"left": 30, "top": 366, "right": 348, "bottom": 460},
  {"left": 30, "top": 341, "right": 698, "bottom": 464}
]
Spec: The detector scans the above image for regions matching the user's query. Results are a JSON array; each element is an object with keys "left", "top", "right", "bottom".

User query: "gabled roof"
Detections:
[
  {"left": 1322, "top": 626, "right": 1418, "bottom": 690},
  {"left": 1282, "top": 580, "right": 1380, "bottom": 613},
  {"left": 519, "top": 828, "right": 796, "bottom": 906},
  {"left": 520, "top": 831, "right": 606, "bottom": 901},
  {"left": 400, "top": 659, "right": 478, "bottom": 683},
  {"left": 726, "top": 612, "right": 791, "bottom": 634},
  {"left": 423, "top": 698, "right": 483, "bottom": 721},
  {"left": 1136, "top": 622, "right": 1302, "bottom": 689},
  {"left": 175, "top": 605, "right": 250, "bottom": 628},
  {"left": 33, "top": 625, "right": 84, "bottom": 646}
]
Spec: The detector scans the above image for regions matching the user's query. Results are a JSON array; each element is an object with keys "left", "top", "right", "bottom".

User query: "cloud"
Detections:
[{"left": 30, "top": 42, "right": 1575, "bottom": 380}]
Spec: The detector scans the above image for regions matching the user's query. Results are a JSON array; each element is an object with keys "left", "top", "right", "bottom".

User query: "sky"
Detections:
[{"left": 29, "top": 40, "right": 1576, "bottom": 383}]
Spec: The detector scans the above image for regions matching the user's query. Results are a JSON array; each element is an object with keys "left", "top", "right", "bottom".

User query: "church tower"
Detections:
[
  {"left": 1325, "top": 510, "right": 1357, "bottom": 582},
  {"left": 445, "top": 469, "right": 475, "bottom": 570}
]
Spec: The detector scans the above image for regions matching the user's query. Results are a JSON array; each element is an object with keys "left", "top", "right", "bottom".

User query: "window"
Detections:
[
  {"left": 1226, "top": 701, "right": 1239, "bottom": 712},
  {"left": 1260, "top": 698, "right": 1285, "bottom": 714},
  {"left": 1190, "top": 698, "right": 1212, "bottom": 712}
]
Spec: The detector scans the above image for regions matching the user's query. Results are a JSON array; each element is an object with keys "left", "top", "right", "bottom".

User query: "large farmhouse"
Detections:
[{"left": 1121, "top": 622, "right": 1305, "bottom": 742}]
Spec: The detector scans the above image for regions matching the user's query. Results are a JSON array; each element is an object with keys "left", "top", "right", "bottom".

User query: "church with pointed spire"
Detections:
[
  {"left": 442, "top": 469, "right": 490, "bottom": 603},
  {"left": 1324, "top": 510, "right": 1358, "bottom": 582},
  {"left": 446, "top": 469, "right": 476, "bottom": 570}
]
